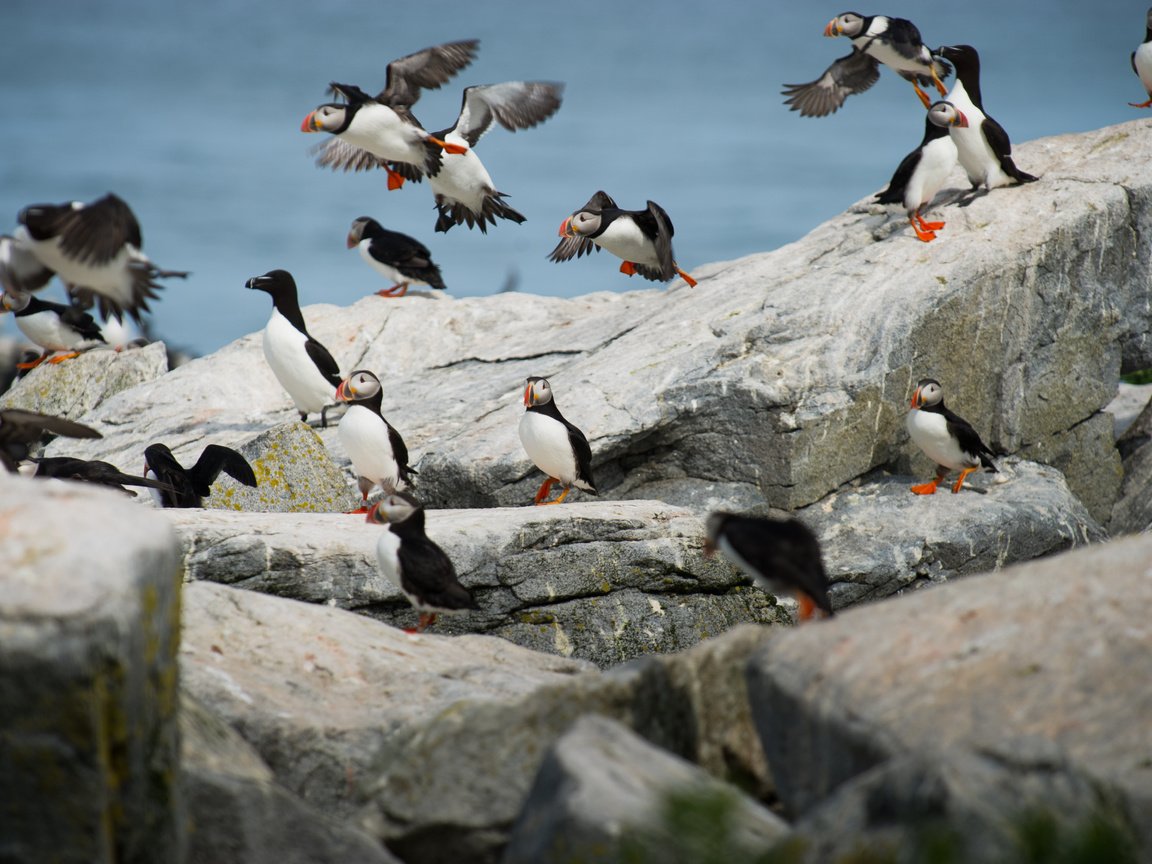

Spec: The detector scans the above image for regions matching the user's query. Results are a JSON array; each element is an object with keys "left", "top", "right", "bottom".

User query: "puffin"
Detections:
[
  {"left": 906, "top": 378, "right": 998, "bottom": 495},
  {"left": 548, "top": 191, "right": 697, "bottom": 287},
  {"left": 2, "top": 291, "right": 106, "bottom": 369},
  {"left": 1131, "top": 7, "right": 1152, "bottom": 107},
  {"left": 245, "top": 270, "right": 343, "bottom": 427},
  {"left": 347, "top": 217, "right": 445, "bottom": 297},
  {"left": 142, "top": 442, "right": 258, "bottom": 508},
  {"left": 0, "top": 234, "right": 53, "bottom": 296},
  {"left": 335, "top": 369, "right": 416, "bottom": 513},
  {"left": 704, "top": 512, "right": 834, "bottom": 622},
  {"left": 875, "top": 113, "right": 958, "bottom": 242},
  {"left": 518, "top": 376, "right": 597, "bottom": 505},
  {"left": 427, "top": 81, "right": 565, "bottom": 233},
  {"left": 14, "top": 193, "right": 188, "bottom": 323},
  {"left": 366, "top": 491, "right": 479, "bottom": 634},
  {"left": 25, "top": 456, "right": 172, "bottom": 497},
  {"left": 931, "top": 46, "right": 1037, "bottom": 191},
  {"left": 0, "top": 408, "right": 101, "bottom": 472},
  {"left": 782, "top": 12, "right": 950, "bottom": 117},
  {"left": 302, "top": 39, "right": 479, "bottom": 190}
]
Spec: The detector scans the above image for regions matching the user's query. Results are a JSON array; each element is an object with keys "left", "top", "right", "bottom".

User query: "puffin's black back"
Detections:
[
  {"left": 391, "top": 506, "right": 479, "bottom": 611},
  {"left": 714, "top": 514, "right": 833, "bottom": 614}
]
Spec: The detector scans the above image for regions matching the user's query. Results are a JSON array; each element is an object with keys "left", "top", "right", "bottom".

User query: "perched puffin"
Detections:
[
  {"left": 302, "top": 40, "right": 479, "bottom": 190},
  {"left": 704, "top": 512, "right": 834, "bottom": 622},
  {"left": 347, "top": 217, "right": 445, "bottom": 297},
  {"left": 14, "top": 193, "right": 188, "bottom": 323},
  {"left": 25, "top": 456, "right": 172, "bottom": 497},
  {"left": 1130, "top": 8, "right": 1152, "bottom": 107},
  {"left": 245, "top": 270, "right": 343, "bottom": 427},
  {"left": 0, "top": 408, "right": 101, "bottom": 472},
  {"left": 366, "top": 492, "right": 479, "bottom": 634},
  {"left": 875, "top": 113, "right": 958, "bottom": 242},
  {"left": 931, "top": 46, "right": 1037, "bottom": 191},
  {"left": 335, "top": 369, "right": 416, "bottom": 513},
  {"left": 142, "top": 443, "right": 257, "bottom": 508},
  {"left": 783, "top": 12, "right": 950, "bottom": 117},
  {"left": 906, "top": 378, "right": 998, "bottom": 495},
  {"left": 428, "top": 81, "right": 565, "bottom": 233},
  {"left": 0, "top": 234, "right": 53, "bottom": 296},
  {"left": 518, "top": 376, "right": 597, "bottom": 505},
  {"left": 548, "top": 191, "right": 697, "bottom": 287},
  {"left": 2, "top": 291, "right": 106, "bottom": 368}
]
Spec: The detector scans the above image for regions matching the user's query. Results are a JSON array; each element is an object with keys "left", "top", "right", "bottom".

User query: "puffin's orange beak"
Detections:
[
  {"left": 346, "top": 231, "right": 358, "bottom": 249},
  {"left": 951, "top": 110, "right": 969, "bottom": 128},
  {"left": 910, "top": 388, "right": 922, "bottom": 409},
  {"left": 301, "top": 112, "right": 318, "bottom": 133},
  {"left": 523, "top": 384, "right": 533, "bottom": 406},
  {"left": 558, "top": 217, "right": 573, "bottom": 238},
  {"left": 336, "top": 380, "right": 350, "bottom": 401},
  {"left": 824, "top": 19, "right": 839, "bottom": 37}
]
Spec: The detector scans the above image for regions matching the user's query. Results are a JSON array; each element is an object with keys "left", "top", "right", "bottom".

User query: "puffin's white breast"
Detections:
[
  {"left": 1135, "top": 41, "right": 1152, "bottom": 91},
  {"left": 594, "top": 218, "right": 658, "bottom": 268},
  {"left": 429, "top": 132, "right": 495, "bottom": 214},
  {"left": 519, "top": 411, "right": 578, "bottom": 485},
  {"left": 342, "top": 104, "right": 427, "bottom": 165},
  {"left": 262, "top": 309, "right": 336, "bottom": 415},
  {"left": 375, "top": 527, "right": 404, "bottom": 591},
  {"left": 17, "top": 228, "right": 139, "bottom": 306},
  {"left": 906, "top": 408, "right": 977, "bottom": 470},
  {"left": 904, "top": 135, "right": 957, "bottom": 211},
  {"left": 339, "top": 403, "right": 402, "bottom": 488},
  {"left": 16, "top": 310, "right": 96, "bottom": 351}
]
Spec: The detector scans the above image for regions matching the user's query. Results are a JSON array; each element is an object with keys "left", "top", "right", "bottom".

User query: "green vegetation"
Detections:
[{"left": 1121, "top": 368, "right": 1152, "bottom": 385}]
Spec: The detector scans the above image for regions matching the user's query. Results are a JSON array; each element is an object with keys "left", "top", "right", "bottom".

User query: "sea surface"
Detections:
[{"left": 0, "top": 0, "right": 1143, "bottom": 355}]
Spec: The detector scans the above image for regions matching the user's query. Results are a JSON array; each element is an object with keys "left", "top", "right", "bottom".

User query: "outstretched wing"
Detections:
[
  {"left": 547, "top": 191, "right": 618, "bottom": 263},
  {"left": 189, "top": 445, "right": 257, "bottom": 494},
  {"left": 56, "top": 193, "right": 143, "bottom": 265},
  {"left": 449, "top": 81, "right": 565, "bottom": 147},
  {"left": 782, "top": 50, "right": 881, "bottom": 117},
  {"left": 379, "top": 39, "right": 480, "bottom": 109}
]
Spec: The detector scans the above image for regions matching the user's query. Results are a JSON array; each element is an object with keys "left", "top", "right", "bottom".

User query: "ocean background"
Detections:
[{"left": 0, "top": 0, "right": 1143, "bottom": 356}]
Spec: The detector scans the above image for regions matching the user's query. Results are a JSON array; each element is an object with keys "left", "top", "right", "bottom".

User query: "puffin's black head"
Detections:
[
  {"left": 825, "top": 12, "right": 865, "bottom": 38},
  {"left": 245, "top": 269, "right": 297, "bottom": 299},
  {"left": 523, "top": 376, "right": 554, "bottom": 407},
  {"left": 910, "top": 378, "right": 944, "bottom": 410},
  {"left": 347, "top": 216, "right": 382, "bottom": 249},
  {"left": 927, "top": 101, "right": 968, "bottom": 129},
  {"left": 365, "top": 490, "right": 423, "bottom": 526},
  {"left": 335, "top": 369, "right": 381, "bottom": 404},
  {"left": 143, "top": 442, "right": 180, "bottom": 472}
]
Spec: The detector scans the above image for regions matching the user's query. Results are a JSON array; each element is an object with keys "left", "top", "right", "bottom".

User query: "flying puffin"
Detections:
[
  {"left": 875, "top": 113, "right": 958, "bottom": 242},
  {"left": 24, "top": 456, "right": 173, "bottom": 497},
  {"left": 14, "top": 193, "right": 188, "bottom": 323},
  {"left": 245, "top": 269, "right": 343, "bottom": 427},
  {"left": 0, "top": 408, "right": 101, "bottom": 472},
  {"left": 0, "top": 234, "right": 53, "bottom": 296},
  {"left": 427, "top": 81, "right": 565, "bottom": 233},
  {"left": 335, "top": 369, "right": 416, "bottom": 513},
  {"left": 704, "top": 512, "right": 834, "bottom": 622},
  {"left": 906, "top": 378, "right": 998, "bottom": 495},
  {"left": 782, "top": 12, "right": 950, "bottom": 117},
  {"left": 2, "top": 291, "right": 106, "bottom": 369},
  {"left": 366, "top": 492, "right": 479, "bottom": 634},
  {"left": 302, "top": 39, "right": 479, "bottom": 190},
  {"left": 548, "top": 191, "right": 697, "bottom": 287},
  {"left": 347, "top": 217, "right": 445, "bottom": 298},
  {"left": 1130, "top": 8, "right": 1152, "bottom": 107},
  {"left": 518, "top": 376, "right": 597, "bottom": 505},
  {"left": 931, "top": 46, "right": 1037, "bottom": 191},
  {"left": 142, "top": 442, "right": 258, "bottom": 508}
]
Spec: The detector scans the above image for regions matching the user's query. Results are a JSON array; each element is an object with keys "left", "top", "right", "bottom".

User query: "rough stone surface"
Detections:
[
  {"left": 0, "top": 478, "right": 184, "bottom": 864},
  {"left": 501, "top": 715, "right": 788, "bottom": 864},
  {"left": 1106, "top": 382, "right": 1152, "bottom": 438},
  {"left": 745, "top": 534, "right": 1152, "bottom": 857},
  {"left": 1111, "top": 394, "right": 1152, "bottom": 534}
]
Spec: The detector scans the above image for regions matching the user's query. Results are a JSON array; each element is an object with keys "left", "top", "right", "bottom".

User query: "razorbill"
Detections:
[{"left": 142, "top": 443, "right": 257, "bottom": 508}]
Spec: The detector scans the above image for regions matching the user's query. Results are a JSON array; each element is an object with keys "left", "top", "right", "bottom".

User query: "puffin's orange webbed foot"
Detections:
[
  {"left": 913, "top": 83, "right": 932, "bottom": 110},
  {"left": 1129, "top": 98, "right": 1152, "bottom": 108},
  {"left": 47, "top": 352, "right": 81, "bottom": 364},
  {"left": 677, "top": 268, "right": 698, "bottom": 288},
  {"left": 385, "top": 168, "right": 405, "bottom": 191},
  {"left": 619, "top": 261, "right": 637, "bottom": 277},
  {"left": 376, "top": 283, "right": 409, "bottom": 298},
  {"left": 911, "top": 479, "right": 940, "bottom": 495},
  {"left": 951, "top": 467, "right": 978, "bottom": 494},
  {"left": 533, "top": 477, "right": 556, "bottom": 505}
]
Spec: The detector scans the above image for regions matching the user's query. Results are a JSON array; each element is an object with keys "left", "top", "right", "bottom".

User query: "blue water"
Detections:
[{"left": 0, "top": 0, "right": 1141, "bottom": 355}]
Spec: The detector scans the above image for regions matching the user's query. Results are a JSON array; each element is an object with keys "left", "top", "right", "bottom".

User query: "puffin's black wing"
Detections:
[
  {"left": 378, "top": 39, "right": 480, "bottom": 109},
  {"left": 979, "top": 116, "right": 1038, "bottom": 184},
  {"left": 188, "top": 445, "right": 258, "bottom": 494},
  {"left": 940, "top": 407, "right": 998, "bottom": 471},
  {"left": 1133, "top": 51, "right": 1140, "bottom": 77},
  {"left": 33, "top": 456, "right": 172, "bottom": 495},
  {"left": 561, "top": 418, "right": 597, "bottom": 494},
  {"left": 637, "top": 201, "right": 677, "bottom": 282},
  {"left": 143, "top": 443, "right": 198, "bottom": 507},
  {"left": 715, "top": 515, "right": 833, "bottom": 614},
  {"left": 782, "top": 50, "right": 881, "bottom": 117},
  {"left": 386, "top": 422, "right": 418, "bottom": 487},
  {"left": 0, "top": 235, "right": 54, "bottom": 294},
  {"left": 877, "top": 115, "right": 952, "bottom": 204},
  {"left": 0, "top": 409, "right": 101, "bottom": 472},
  {"left": 547, "top": 191, "right": 619, "bottom": 263},
  {"left": 447, "top": 82, "right": 565, "bottom": 148},
  {"left": 304, "top": 338, "right": 343, "bottom": 389},
  {"left": 882, "top": 18, "right": 928, "bottom": 63},
  {"left": 56, "top": 194, "right": 142, "bottom": 266},
  {"left": 371, "top": 233, "right": 445, "bottom": 289},
  {"left": 310, "top": 138, "right": 391, "bottom": 173},
  {"left": 54, "top": 302, "right": 106, "bottom": 342},
  {"left": 396, "top": 532, "right": 479, "bottom": 612}
]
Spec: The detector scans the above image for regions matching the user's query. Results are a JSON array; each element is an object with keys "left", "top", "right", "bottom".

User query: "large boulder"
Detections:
[{"left": 1111, "top": 393, "right": 1152, "bottom": 534}]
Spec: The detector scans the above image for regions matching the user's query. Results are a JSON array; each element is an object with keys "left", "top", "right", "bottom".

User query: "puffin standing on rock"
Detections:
[
  {"left": 347, "top": 216, "right": 445, "bottom": 297},
  {"left": 704, "top": 513, "right": 834, "bottom": 622},
  {"left": 246, "top": 270, "right": 343, "bottom": 427},
  {"left": 336, "top": 369, "right": 416, "bottom": 513},
  {"left": 1, "top": 292, "right": 106, "bottom": 368},
  {"left": 143, "top": 443, "right": 257, "bottom": 508},
  {"left": 518, "top": 376, "right": 597, "bottom": 505},
  {"left": 367, "top": 492, "right": 479, "bottom": 634},
  {"left": 875, "top": 113, "right": 957, "bottom": 242},
  {"left": 906, "top": 378, "right": 998, "bottom": 495},
  {"left": 1130, "top": 7, "right": 1152, "bottom": 107}
]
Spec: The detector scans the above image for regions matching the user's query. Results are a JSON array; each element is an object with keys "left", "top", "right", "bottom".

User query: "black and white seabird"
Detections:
[
  {"left": 704, "top": 512, "right": 834, "bottom": 622},
  {"left": 782, "top": 12, "right": 950, "bottom": 117},
  {"left": 930, "top": 46, "right": 1037, "bottom": 191},
  {"left": 548, "top": 191, "right": 697, "bottom": 287},
  {"left": 518, "top": 376, "right": 597, "bottom": 505},
  {"left": 347, "top": 217, "right": 445, "bottom": 298},
  {"left": 14, "top": 193, "right": 188, "bottom": 323},
  {"left": 142, "top": 442, "right": 257, "bottom": 508},
  {"left": 0, "top": 408, "right": 101, "bottom": 472},
  {"left": 366, "top": 491, "right": 479, "bottom": 634},
  {"left": 875, "top": 113, "right": 958, "bottom": 242},
  {"left": 0, "top": 234, "right": 54, "bottom": 296},
  {"left": 335, "top": 369, "right": 416, "bottom": 513},
  {"left": 906, "top": 378, "right": 998, "bottom": 495},
  {"left": 245, "top": 269, "right": 343, "bottom": 427},
  {"left": 428, "top": 81, "right": 564, "bottom": 233},
  {"left": 1, "top": 291, "right": 106, "bottom": 369},
  {"left": 24, "top": 456, "right": 172, "bottom": 497},
  {"left": 1131, "top": 8, "right": 1152, "bottom": 107},
  {"left": 302, "top": 40, "right": 479, "bottom": 190}
]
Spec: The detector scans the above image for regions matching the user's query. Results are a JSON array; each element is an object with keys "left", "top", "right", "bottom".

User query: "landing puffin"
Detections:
[
  {"left": 367, "top": 492, "right": 479, "bottom": 634},
  {"left": 906, "top": 378, "right": 998, "bottom": 495},
  {"left": 347, "top": 217, "right": 445, "bottom": 297},
  {"left": 704, "top": 512, "right": 834, "bottom": 622},
  {"left": 246, "top": 270, "right": 343, "bottom": 427},
  {"left": 2, "top": 292, "right": 106, "bottom": 368},
  {"left": 26, "top": 456, "right": 172, "bottom": 497},
  {"left": 1131, "top": 8, "right": 1152, "bottom": 107},
  {"left": 548, "top": 191, "right": 697, "bottom": 287},
  {"left": 875, "top": 113, "right": 957, "bottom": 242},
  {"left": 783, "top": 12, "right": 950, "bottom": 117},
  {"left": 518, "top": 376, "right": 596, "bottom": 505},
  {"left": 931, "top": 46, "right": 1037, "bottom": 191},
  {"left": 335, "top": 369, "right": 416, "bottom": 513},
  {"left": 0, "top": 408, "right": 101, "bottom": 472},
  {"left": 0, "top": 234, "right": 53, "bottom": 296},
  {"left": 142, "top": 443, "right": 258, "bottom": 508},
  {"left": 428, "top": 81, "right": 565, "bottom": 233},
  {"left": 302, "top": 39, "right": 479, "bottom": 190},
  {"left": 14, "top": 193, "right": 188, "bottom": 323}
]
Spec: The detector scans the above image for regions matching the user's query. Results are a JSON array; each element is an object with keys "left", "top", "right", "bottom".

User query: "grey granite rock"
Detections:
[
  {"left": 1111, "top": 393, "right": 1152, "bottom": 533},
  {"left": 1106, "top": 382, "right": 1152, "bottom": 437}
]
